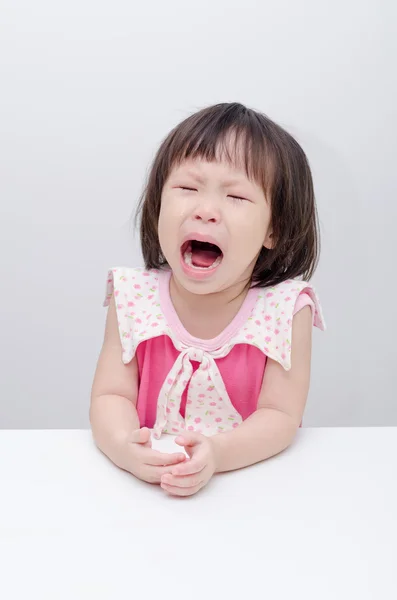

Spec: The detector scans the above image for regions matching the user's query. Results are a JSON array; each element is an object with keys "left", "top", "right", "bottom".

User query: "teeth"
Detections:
[{"left": 183, "top": 251, "right": 222, "bottom": 270}]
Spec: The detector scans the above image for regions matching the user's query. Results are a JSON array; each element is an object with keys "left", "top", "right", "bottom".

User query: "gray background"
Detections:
[{"left": 1, "top": 0, "right": 396, "bottom": 429}]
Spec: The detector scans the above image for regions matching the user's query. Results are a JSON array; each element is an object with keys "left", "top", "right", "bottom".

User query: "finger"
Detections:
[
  {"left": 170, "top": 459, "right": 205, "bottom": 477},
  {"left": 161, "top": 481, "right": 204, "bottom": 497},
  {"left": 175, "top": 435, "right": 202, "bottom": 461},
  {"left": 136, "top": 465, "right": 179, "bottom": 484},
  {"left": 128, "top": 427, "right": 151, "bottom": 445},
  {"left": 175, "top": 433, "right": 201, "bottom": 448},
  {"left": 139, "top": 427, "right": 151, "bottom": 445},
  {"left": 141, "top": 464, "right": 184, "bottom": 484},
  {"left": 161, "top": 472, "right": 204, "bottom": 488},
  {"left": 143, "top": 449, "right": 186, "bottom": 467}
]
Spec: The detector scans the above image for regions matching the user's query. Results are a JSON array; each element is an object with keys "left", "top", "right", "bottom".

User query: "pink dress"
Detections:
[{"left": 104, "top": 268, "right": 325, "bottom": 438}]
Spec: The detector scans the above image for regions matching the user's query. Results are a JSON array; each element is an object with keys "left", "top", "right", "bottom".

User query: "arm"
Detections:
[
  {"left": 160, "top": 306, "right": 314, "bottom": 496},
  {"left": 90, "top": 295, "right": 185, "bottom": 479},
  {"left": 89, "top": 294, "right": 141, "bottom": 467},
  {"left": 211, "top": 305, "right": 313, "bottom": 472}
]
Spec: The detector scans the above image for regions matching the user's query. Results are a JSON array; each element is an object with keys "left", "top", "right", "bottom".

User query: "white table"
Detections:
[{"left": 0, "top": 428, "right": 396, "bottom": 599}]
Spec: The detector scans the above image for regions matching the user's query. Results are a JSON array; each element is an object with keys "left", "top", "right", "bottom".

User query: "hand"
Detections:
[
  {"left": 160, "top": 432, "right": 217, "bottom": 497},
  {"left": 117, "top": 427, "right": 186, "bottom": 484}
]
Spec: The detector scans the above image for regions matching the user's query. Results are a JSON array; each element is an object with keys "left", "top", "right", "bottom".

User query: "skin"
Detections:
[
  {"left": 157, "top": 158, "right": 273, "bottom": 339},
  {"left": 90, "top": 156, "right": 313, "bottom": 497},
  {"left": 158, "top": 157, "right": 273, "bottom": 296}
]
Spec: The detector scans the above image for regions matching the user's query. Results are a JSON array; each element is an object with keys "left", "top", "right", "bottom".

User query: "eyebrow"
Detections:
[
  {"left": 183, "top": 170, "right": 206, "bottom": 184},
  {"left": 183, "top": 170, "right": 248, "bottom": 188},
  {"left": 221, "top": 178, "right": 247, "bottom": 187}
]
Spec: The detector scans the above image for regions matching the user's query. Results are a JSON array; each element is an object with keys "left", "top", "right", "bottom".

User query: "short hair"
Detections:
[{"left": 136, "top": 102, "right": 320, "bottom": 287}]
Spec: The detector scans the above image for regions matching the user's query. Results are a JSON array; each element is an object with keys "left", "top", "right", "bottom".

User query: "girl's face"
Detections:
[{"left": 158, "top": 158, "right": 272, "bottom": 295}]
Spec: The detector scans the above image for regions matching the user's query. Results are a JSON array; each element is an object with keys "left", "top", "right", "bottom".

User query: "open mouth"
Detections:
[{"left": 181, "top": 240, "right": 223, "bottom": 270}]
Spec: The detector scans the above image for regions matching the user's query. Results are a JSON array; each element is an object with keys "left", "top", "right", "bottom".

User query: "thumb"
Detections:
[
  {"left": 129, "top": 427, "right": 151, "bottom": 445},
  {"left": 175, "top": 432, "right": 201, "bottom": 448}
]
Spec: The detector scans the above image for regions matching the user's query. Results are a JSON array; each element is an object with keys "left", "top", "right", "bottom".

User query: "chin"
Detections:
[{"left": 173, "top": 268, "right": 224, "bottom": 295}]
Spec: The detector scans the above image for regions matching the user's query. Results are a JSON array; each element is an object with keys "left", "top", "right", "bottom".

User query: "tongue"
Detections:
[{"left": 191, "top": 247, "right": 219, "bottom": 268}]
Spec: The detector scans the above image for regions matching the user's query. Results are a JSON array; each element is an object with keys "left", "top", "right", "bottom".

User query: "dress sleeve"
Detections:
[
  {"left": 293, "top": 292, "right": 315, "bottom": 322},
  {"left": 103, "top": 268, "right": 136, "bottom": 364}
]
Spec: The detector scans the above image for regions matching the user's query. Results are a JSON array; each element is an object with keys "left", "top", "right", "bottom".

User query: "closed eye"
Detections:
[
  {"left": 228, "top": 195, "right": 251, "bottom": 202},
  {"left": 179, "top": 186, "right": 197, "bottom": 192}
]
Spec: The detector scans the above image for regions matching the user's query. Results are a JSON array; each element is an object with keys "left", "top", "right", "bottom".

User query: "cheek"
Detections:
[
  {"left": 231, "top": 207, "right": 270, "bottom": 252},
  {"left": 157, "top": 204, "right": 170, "bottom": 251},
  {"left": 158, "top": 196, "right": 185, "bottom": 251},
  {"left": 159, "top": 194, "right": 186, "bottom": 225},
  {"left": 158, "top": 197, "right": 175, "bottom": 230}
]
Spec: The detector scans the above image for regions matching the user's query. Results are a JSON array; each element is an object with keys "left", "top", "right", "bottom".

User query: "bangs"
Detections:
[
  {"left": 166, "top": 103, "right": 275, "bottom": 194},
  {"left": 138, "top": 102, "right": 319, "bottom": 288}
]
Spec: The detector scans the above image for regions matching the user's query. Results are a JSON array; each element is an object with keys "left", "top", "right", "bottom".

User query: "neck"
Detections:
[{"left": 169, "top": 274, "right": 251, "bottom": 339}]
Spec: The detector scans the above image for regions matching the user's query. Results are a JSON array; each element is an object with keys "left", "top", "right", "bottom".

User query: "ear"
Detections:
[{"left": 263, "top": 229, "right": 274, "bottom": 250}]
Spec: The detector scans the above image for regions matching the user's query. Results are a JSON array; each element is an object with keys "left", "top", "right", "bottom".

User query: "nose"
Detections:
[{"left": 193, "top": 200, "right": 220, "bottom": 224}]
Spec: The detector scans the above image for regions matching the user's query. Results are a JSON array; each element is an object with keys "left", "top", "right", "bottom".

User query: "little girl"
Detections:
[{"left": 90, "top": 102, "right": 325, "bottom": 497}]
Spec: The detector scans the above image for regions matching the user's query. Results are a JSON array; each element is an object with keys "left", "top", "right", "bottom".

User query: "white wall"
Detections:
[{"left": 1, "top": 0, "right": 396, "bottom": 429}]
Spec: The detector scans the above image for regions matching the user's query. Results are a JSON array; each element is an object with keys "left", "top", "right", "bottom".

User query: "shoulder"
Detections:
[
  {"left": 253, "top": 278, "right": 325, "bottom": 331},
  {"left": 232, "top": 278, "right": 325, "bottom": 371},
  {"left": 102, "top": 267, "right": 172, "bottom": 364},
  {"left": 104, "top": 267, "right": 160, "bottom": 307}
]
